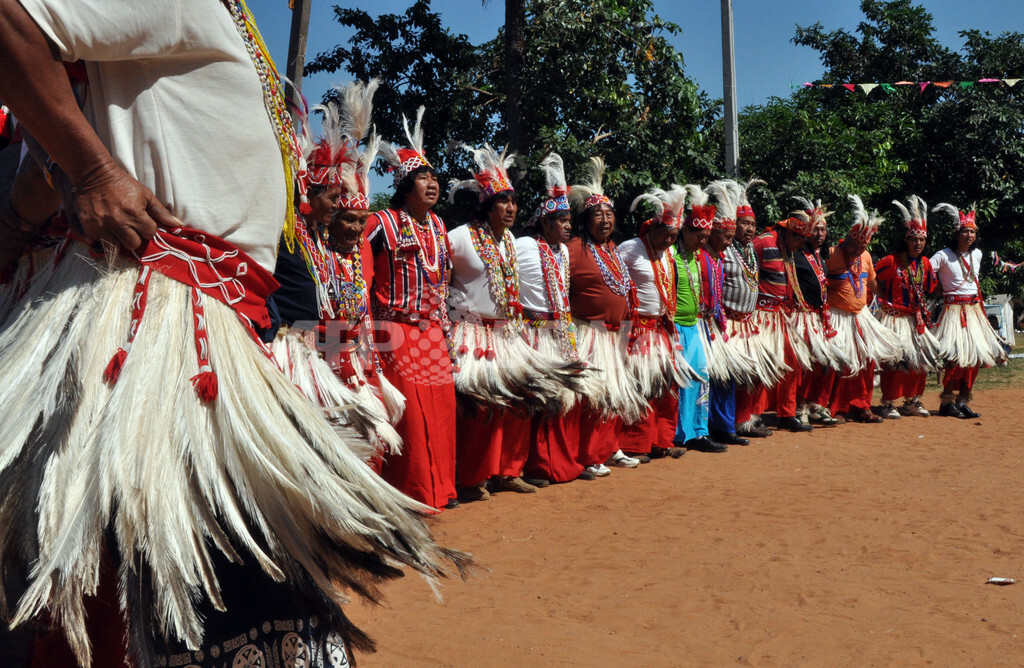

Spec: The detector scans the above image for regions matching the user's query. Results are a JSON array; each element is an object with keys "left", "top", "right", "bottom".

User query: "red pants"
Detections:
[
  {"left": 822, "top": 362, "right": 875, "bottom": 414},
  {"left": 880, "top": 368, "right": 927, "bottom": 401},
  {"left": 770, "top": 366, "right": 802, "bottom": 418},
  {"left": 575, "top": 404, "right": 621, "bottom": 466},
  {"left": 736, "top": 384, "right": 768, "bottom": 425},
  {"left": 942, "top": 365, "right": 979, "bottom": 397},
  {"left": 525, "top": 410, "right": 584, "bottom": 483},
  {"left": 498, "top": 409, "right": 532, "bottom": 478},
  {"left": 618, "top": 391, "right": 679, "bottom": 454},
  {"left": 377, "top": 321, "right": 457, "bottom": 510},
  {"left": 456, "top": 406, "right": 503, "bottom": 487},
  {"left": 804, "top": 365, "right": 837, "bottom": 408}
]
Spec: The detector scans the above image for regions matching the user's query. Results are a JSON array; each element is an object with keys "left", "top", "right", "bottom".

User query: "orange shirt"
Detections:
[{"left": 825, "top": 248, "right": 874, "bottom": 313}]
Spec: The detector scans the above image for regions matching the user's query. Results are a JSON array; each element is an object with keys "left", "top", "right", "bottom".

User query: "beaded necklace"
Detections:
[
  {"left": 293, "top": 217, "right": 333, "bottom": 318},
  {"left": 535, "top": 236, "right": 577, "bottom": 360},
  {"left": 642, "top": 236, "right": 676, "bottom": 318},
  {"left": 680, "top": 248, "right": 703, "bottom": 306},
  {"left": 843, "top": 247, "right": 864, "bottom": 297},
  {"left": 702, "top": 251, "right": 727, "bottom": 334},
  {"left": 224, "top": 0, "right": 303, "bottom": 252},
  {"left": 898, "top": 253, "right": 932, "bottom": 329},
  {"left": 398, "top": 208, "right": 448, "bottom": 285},
  {"left": 956, "top": 250, "right": 977, "bottom": 285},
  {"left": 733, "top": 242, "right": 759, "bottom": 292},
  {"left": 469, "top": 221, "right": 523, "bottom": 326},
  {"left": 589, "top": 240, "right": 632, "bottom": 297},
  {"left": 324, "top": 243, "right": 368, "bottom": 324}
]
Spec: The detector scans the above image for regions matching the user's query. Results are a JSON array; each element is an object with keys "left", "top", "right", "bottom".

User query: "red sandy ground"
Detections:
[{"left": 349, "top": 387, "right": 1024, "bottom": 666}]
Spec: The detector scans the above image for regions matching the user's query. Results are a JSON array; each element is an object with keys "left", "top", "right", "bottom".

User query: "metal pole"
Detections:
[
  {"left": 285, "top": 0, "right": 312, "bottom": 124},
  {"left": 721, "top": 0, "right": 739, "bottom": 176}
]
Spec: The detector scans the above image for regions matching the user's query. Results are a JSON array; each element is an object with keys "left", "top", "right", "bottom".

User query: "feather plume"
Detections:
[
  {"left": 848, "top": 194, "right": 868, "bottom": 226},
  {"left": 706, "top": 180, "right": 738, "bottom": 222},
  {"left": 404, "top": 105, "right": 427, "bottom": 156},
  {"left": 629, "top": 188, "right": 669, "bottom": 216},
  {"left": 891, "top": 198, "right": 912, "bottom": 223},
  {"left": 540, "top": 153, "right": 568, "bottom": 198},
  {"left": 909, "top": 195, "right": 927, "bottom": 222},
  {"left": 684, "top": 183, "right": 709, "bottom": 208},
  {"left": 737, "top": 177, "right": 766, "bottom": 207},
  {"left": 568, "top": 157, "right": 607, "bottom": 209},
  {"left": 932, "top": 202, "right": 960, "bottom": 223}
]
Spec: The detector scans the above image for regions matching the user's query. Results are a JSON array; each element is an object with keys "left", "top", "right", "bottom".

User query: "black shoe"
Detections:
[
  {"left": 576, "top": 468, "right": 597, "bottom": 481},
  {"left": 737, "top": 423, "right": 772, "bottom": 438},
  {"left": 778, "top": 417, "right": 813, "bottom": 432},
  {"left": 938, "top": 402, "right": 964, "bottom": 418},
  {"left": 444, "top": 498, "right": 460, "bottom": 509},
  {"left": 522, "top": 476, "right": 551, "bottom": 488},
  {"left": 957, "top": 403, "right": 981, "bottom": 419},
  {"left": 683, "top": 436, "right": 727, "bottom": 453},
  {"left": 711, "top": 430, "right": 750, "bottom": 446}
]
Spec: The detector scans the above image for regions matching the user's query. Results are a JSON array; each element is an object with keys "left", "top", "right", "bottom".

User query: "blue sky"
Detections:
[{"left": 249, "top": 0, "right": 1023, "bottom": 112}]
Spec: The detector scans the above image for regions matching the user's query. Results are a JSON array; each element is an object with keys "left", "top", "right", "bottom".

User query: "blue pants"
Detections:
[
  {"left": 675, "top": 323, "right": 709, "bottom": 442},
  {"left": 709, "top": 379, "right": 736, "bottom": 434}
]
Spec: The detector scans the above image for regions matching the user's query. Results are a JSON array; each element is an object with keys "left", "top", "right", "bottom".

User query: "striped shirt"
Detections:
[
  {"left": 875, "top": 254, "right": 936, "bottom": 309},
  {"left": 721, "top": 243, "right": 758, "bottom": 314},
  {"left": 366, "top": 208, "right": 452, "bottom": 319},
  {"left": 752, "top": 229, "right": 789, "bottom": 302}
]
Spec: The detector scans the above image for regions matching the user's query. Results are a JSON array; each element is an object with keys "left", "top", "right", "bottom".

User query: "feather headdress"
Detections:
[
  {"left": 526, "top": 153, "right": 571, "bottom": 228},
  {"left": 568, "top": 157, "right": 614, "bottom": 211},
  {"left": 630, "top": 184, "right": 689, "bottom": 235},
  {"left": 300, "top": 79, "right": 381, "bottom": 211},
  {"left": 447, "top": 143, "right": 515, "bottom": 204},
  {"left": 730, "top": 177, "right": 766, "bottom": 220},
  {"left": 932, "top": 202, "right": 977, "bottom": 230},
  {"left": 782, "top": 195, "right": 830, "bottom": 237},
  {"left": 892, "top": 195, "right": 928, "bottom": 238},
  {"left": 379, "top": 105, "right": 432, "bottom": 187},
  {"left": 706, "top": 180, "right": 739, "bottom": 230},
  {"left": 683, "top": 184, "right": 716, "bottom": 230},
  {"left": 847, "top": 194, "right": 883, "bottom": 244}
]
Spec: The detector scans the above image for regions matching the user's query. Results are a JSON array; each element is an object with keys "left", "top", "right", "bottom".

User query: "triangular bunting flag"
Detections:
[
  {"left": 933, "top": 81, "right": 953, "bottom": 88},
  {"left": 858, "top": 83, "right": 878, "bottom": 94},
  {"left": 1003, "top": 79, "right": 1020, "bottom": 87},
  {"left": 880, "top": 83, "right": 895, "bottom": 93},
  {"left": 820, "top": 84, "right": 834, "bottom": 88},
  {"left": 978, "top": 78, "right": 1000, "bottom": 83},
  {"left": 959, "top": 81, "right": 975, "bottom": 89},
  {"left": 894, "top": 81, "right": 914, "bottom": 85},
  {"left": 919, "top": 81, "right": 931, "bottom": 92},
  {"left": 803, "top": 82, "right": 814, "bottom": 87},
  {"left": 842, "top": 83, "right": 856, "bottom": 92}
]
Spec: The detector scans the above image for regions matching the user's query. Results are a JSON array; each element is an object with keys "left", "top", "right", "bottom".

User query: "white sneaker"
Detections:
[
  {"left": 586, "top": 463, "right": 611, "bottom": 477},
  {"left": 879, "top": 402, "right": 901, "bottom": 420},
  {"left": 608, "top": 449, "right": 640, "bottom": 468}
]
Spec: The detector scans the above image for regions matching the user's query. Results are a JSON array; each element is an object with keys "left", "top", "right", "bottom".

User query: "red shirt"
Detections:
[
  {"left": 567, "top": 238, "right": 629, "bottom": 325},
  {"left": 752, "top": 229, "right": 790, "bottom": 303},
  {"left": 874, "top": 253, "right": 937, "bottom": 310},
  {"left": 366, "top": 208, "right": 452, "bottom": 319}
]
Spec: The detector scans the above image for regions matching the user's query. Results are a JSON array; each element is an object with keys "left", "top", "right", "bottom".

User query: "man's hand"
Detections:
[{"left": 73, "top": 160, "right": 182, "bottom": 250}]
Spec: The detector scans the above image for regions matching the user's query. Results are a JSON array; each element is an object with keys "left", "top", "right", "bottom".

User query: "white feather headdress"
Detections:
[
  {"left": 892, "top": 195, "right": 928, "bottom": 238},
  {"left": 568, "top": 157, "right": 614, "bottom": 211},
  {"left": 379, "top": 105, "right": 432, "bottom": 186},
  {"left": 847, "top": 194, "right": 883, "bottom": 243},
  {"left": 446, "top": 143, "right": 515, "bottom": 204}
]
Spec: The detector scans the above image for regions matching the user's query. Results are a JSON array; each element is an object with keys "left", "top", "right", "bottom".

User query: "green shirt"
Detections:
[{"left": 674, "top": 248, "right": 700, "bottom": 327}]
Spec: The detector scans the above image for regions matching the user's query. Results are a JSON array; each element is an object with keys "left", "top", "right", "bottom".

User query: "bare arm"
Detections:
[{"left": 0, "top": 0, "right": 179, "bottom": 251}]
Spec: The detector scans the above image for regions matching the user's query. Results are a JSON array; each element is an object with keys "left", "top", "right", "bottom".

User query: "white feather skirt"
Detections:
[
  {"left": 522, "top": 322, "right": 580, "bottom": 412},
  {"left": 828, "top": 307, "right": 903, "bottom": 374},
  {"left": 451, "top": 319, "right": 579, "bottom": 409},
  {"left": 751, "top": 309, "right": 793, "bottom": 378},
  {"left": 933, "top": 302, "right": 1008, "bottom": 368},
  {"left": 787, "top": 309, "right": 852, "bottom": 371},
  {"left": 875, "top": 311, "right": 942, "bottom": 372},
  {"left": 720, "top": 315, "right": 789, "bottom": 386},
  {"left": 270, "top": 326, "right": 403, "bottom": 456},
  {"left": 703, "top": 317, "right": 761, "bottom": 386},
  {"left": 0, "top": 247, "right": 466, "bottom": 665},
  {"left": 625, "top": 319, "right": 693, "bottom": 400},
  {"left": 574, "top": 320, "right": 649, "bottom": 425}
]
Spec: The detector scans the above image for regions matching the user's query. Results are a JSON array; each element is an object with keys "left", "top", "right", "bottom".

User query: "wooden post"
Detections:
[
  {"left": 285, "top": 0, "right": 313, "bottom": 124},
  {"left": 721, "top": 0, "right": 739, "bottom": 176}
]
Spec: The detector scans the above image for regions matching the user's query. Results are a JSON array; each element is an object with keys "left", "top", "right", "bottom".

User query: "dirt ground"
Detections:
[{"left": 349, "top": 386, "right": 1024, "bottom": 666}]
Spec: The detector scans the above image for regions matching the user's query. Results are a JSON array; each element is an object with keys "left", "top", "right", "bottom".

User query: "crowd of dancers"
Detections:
[{"left": 266, "top": 80, "right": 1010, "bottom": 512}]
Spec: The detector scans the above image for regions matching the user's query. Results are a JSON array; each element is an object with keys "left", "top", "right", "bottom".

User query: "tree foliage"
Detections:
[
  {"left": 308, "top": 0, "right": 717, "bottom": 233},
  {"left": 741, "top": 0, "right": 1024, "bottom": 299}
]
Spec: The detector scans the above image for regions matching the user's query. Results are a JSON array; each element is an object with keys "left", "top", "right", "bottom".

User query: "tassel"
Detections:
[
  {"left": 299, "top": 201, "right": 313, "bottom": 216},
  {"left": 103, "top": 348, "right": 128, "bottom": 383},
  {"left": 190, "top": 371, "right": 219, "bottom": 402}
]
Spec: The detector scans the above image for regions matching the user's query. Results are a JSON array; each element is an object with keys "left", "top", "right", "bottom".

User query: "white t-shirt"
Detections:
[
  {"left": 931, "top": 247, "right": 982, "bottom": 297},
  {"left": 618, "top": 237, "right": 671, "bottom": 317},
  {"left": 447, "top": 223, "right": 513, "bottom": 320},
  {"left": 514, "top": 236, "right": 569, "bottom": 314},
  {"left": 19, "top": 0, "right": 287, "bottom": 271}
]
